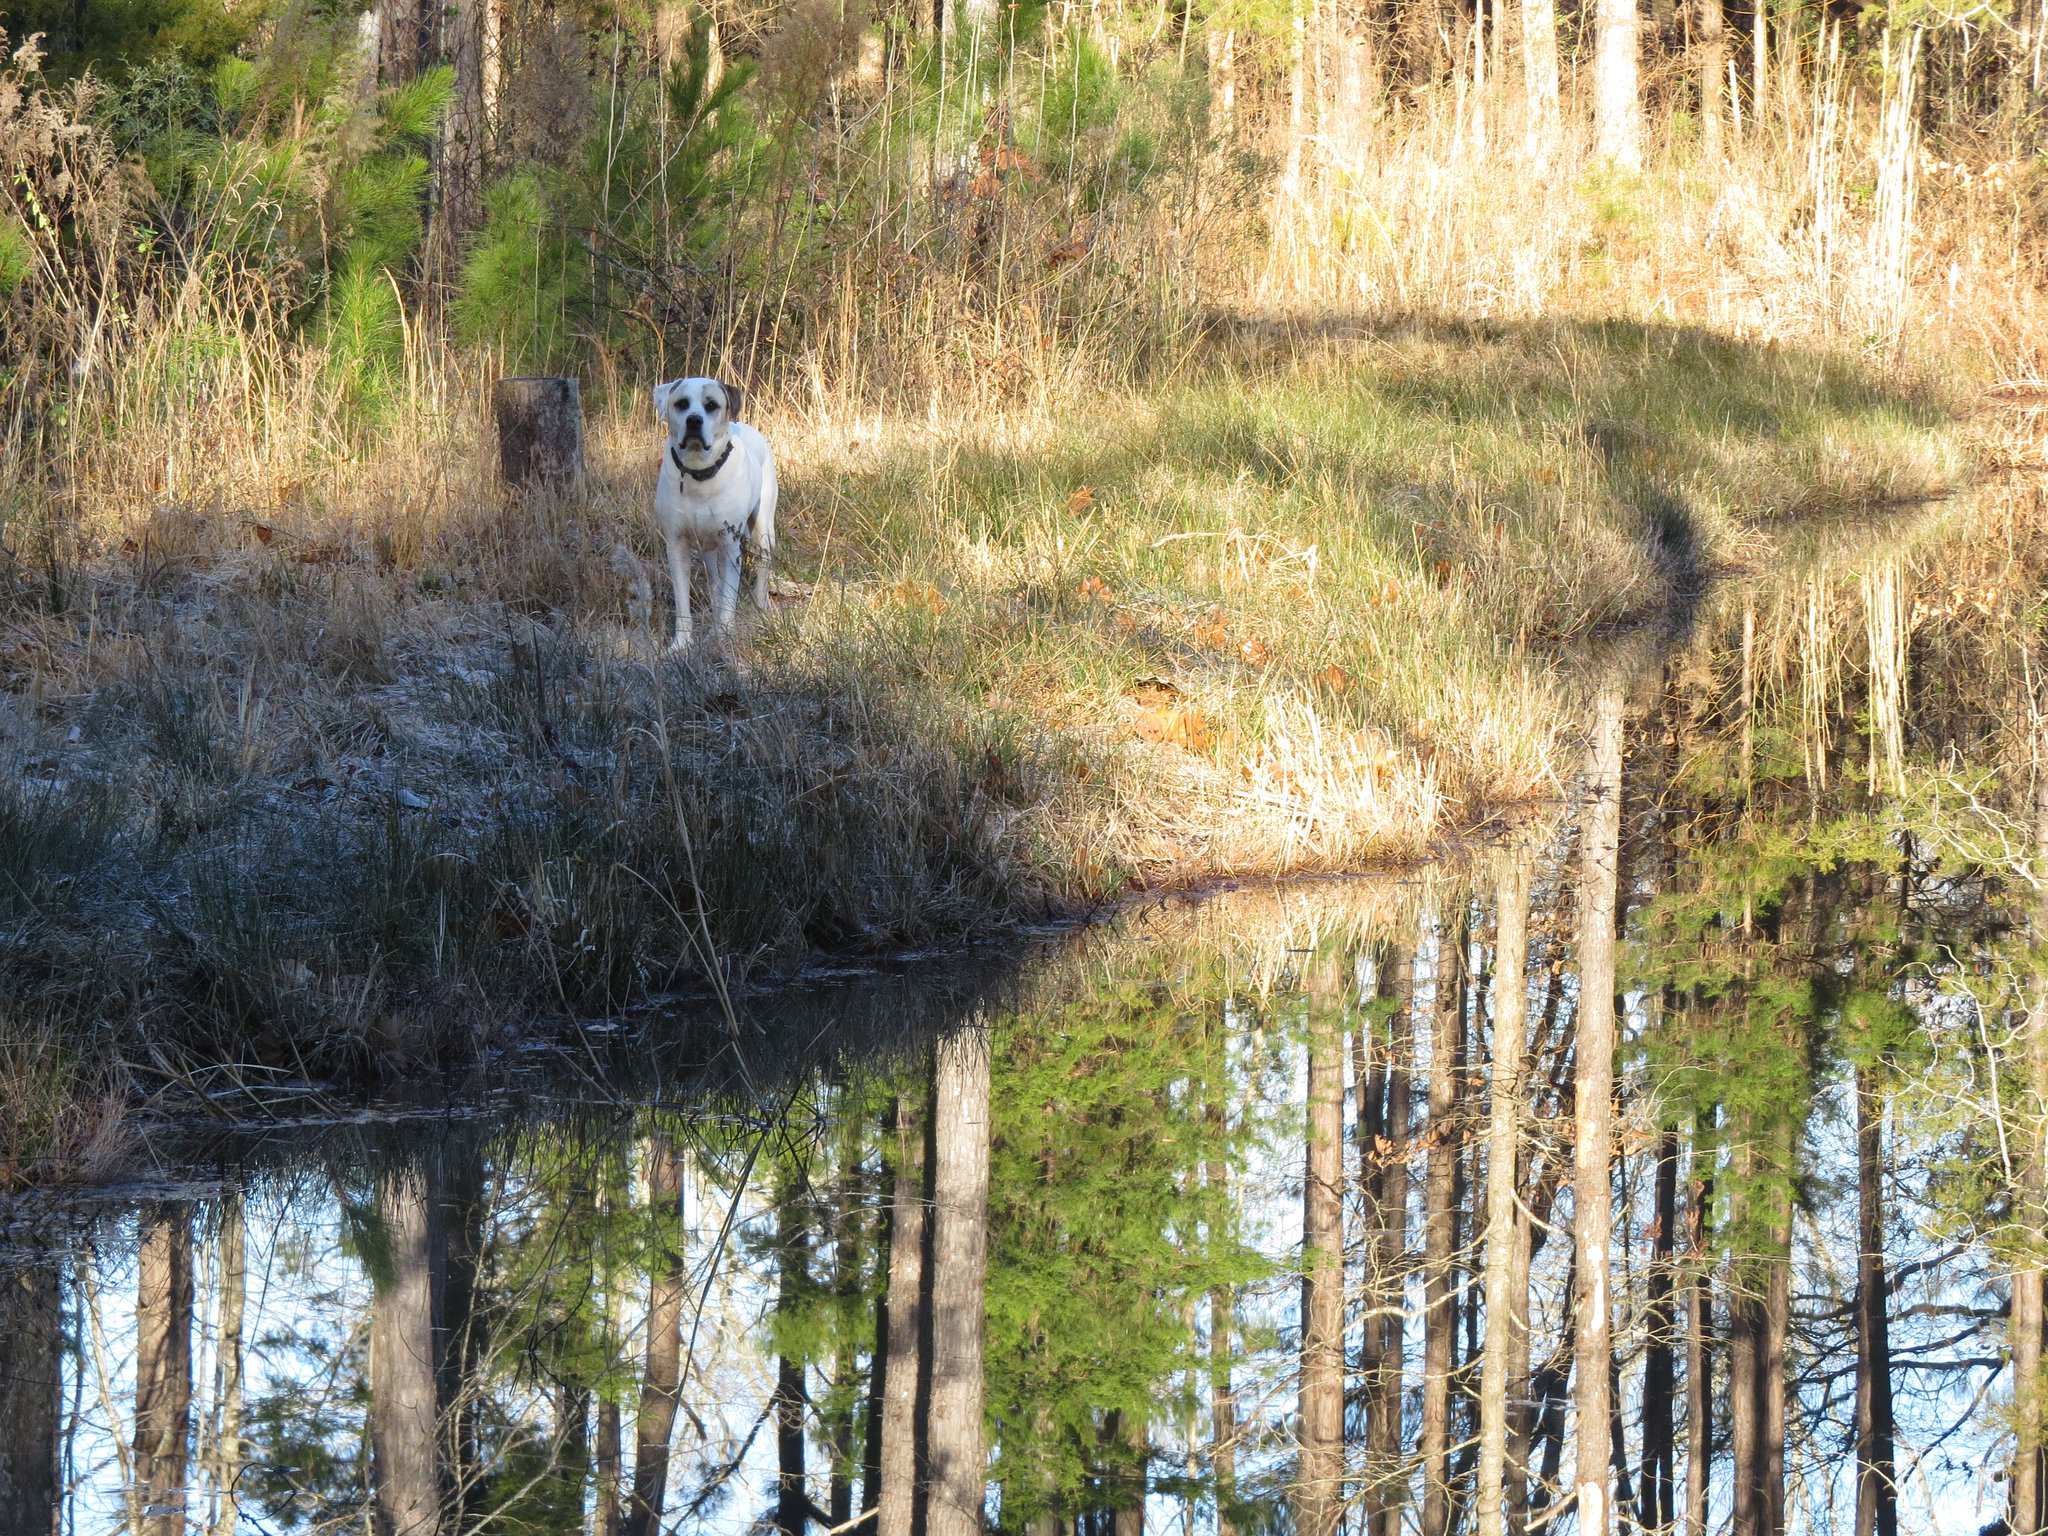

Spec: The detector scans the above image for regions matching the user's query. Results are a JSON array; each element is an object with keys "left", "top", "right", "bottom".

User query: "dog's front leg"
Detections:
[
  {"left": 664, "top": 533, "right": 693, "bottom": 651},
  {"left": 709, "top": 532, "right": 743, "bottom": 633}
]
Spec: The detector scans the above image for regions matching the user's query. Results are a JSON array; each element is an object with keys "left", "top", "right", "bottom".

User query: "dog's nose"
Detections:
[{"left": 684, "top": 415, "right": 704, "bottom": 438}]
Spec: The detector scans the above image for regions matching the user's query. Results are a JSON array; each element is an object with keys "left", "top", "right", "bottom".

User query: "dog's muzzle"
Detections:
[{"left": 682, "top": 416, "right": 709, "bottom": 451}]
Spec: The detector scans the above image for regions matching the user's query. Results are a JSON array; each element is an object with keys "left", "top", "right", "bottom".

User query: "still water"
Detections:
[{"left": 1, "top": 550, "right": 2039, "bottom": 1536}]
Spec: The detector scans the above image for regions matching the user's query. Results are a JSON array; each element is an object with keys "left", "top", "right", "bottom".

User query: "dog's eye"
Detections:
[{"left": 706, "top": 401, "right": 721, "bottom": 414}]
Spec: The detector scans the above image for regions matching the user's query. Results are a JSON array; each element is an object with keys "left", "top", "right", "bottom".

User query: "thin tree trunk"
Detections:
[
  {"left": 1520, "top": 0, "right": 1560, "bottom": 167},
  {"left": 370, "top": 1168, "right": 439, "bottom": 1536},
  {"left": 777, "top": 1172, "right": 812, "bottom": 1536},
  {"left": 1478, "top": 847, "right": 1533, "bottom": 1536},
  {"left": 2016, "top": 753, "right": 2048, "bottom": 1535},
  {"left": 1281, "top": 0, "right": 1312, "bottom": 193},
  {"left": 0, "top": 1249, "right": 60, "bottom": 1536},
  {"left": 1211, "top": 1279, "right": 1238, "bottom": 1536},
  {"left": 440, "top": 1150, "right": 483, "bottom": 1524},
  {"left": 1367, "top": 934, "right": 1416, "bottom": 1536},
  {"left": 1422, "top": 902, "right": 1468, "bottom": 1536},
  {"left": 777, "top": 1351, "right": 810, "bottom": 1536},
  {"left": 865, "top": 1278, "right": 888, "bottom": 1530},
  {"left": 1640, "top": 1129, "right": 1678, "bottom": 1532},
  {"left": 1699, "top": 0, "right": 1726, "bottom": 153},
  {"left": 1750, "top": 0, "right": 1767, "bottom": 144},
  {"left": 1729, "top": 1251, "right": 1762, "bottom": 1536},
  {"left": 1207, "top": 24, "right": 1237, "bottom": 137},
  {"left": 926, "top": 1022, "right": 993, "bottom": 1536},
  {"left": 1211, "top": 1018, "right": 1240, "bottom": 1536},
  {"left": 769, "top": 1148, "right": 825, "bottom": 1535},
  {"left": 1855, "top": 1066, "right": 1897, "bottom": 1536},
  {"left": 830, "top": 1124, "right": 863, "bottom": 1534},
  {"left": 598, "top": 1161, "right": 626, "bottom": 1536},
  {"left": 209, "top": 1194, "right": 246, "bottom": 1536},
  {"left": 1112, "top": 1410, "right": 1148, "bottom": 1536},
  {"left": 1593, "top": 0, "right": 1643, "bottom": 165},
  {"left": 1573, "top": 672, "right": 1626, "bottom": 1536},
  {"left": 625, "top": 1138, "right": 687, "bottom": 1536},
  {"left": 1761, "top": 1192, "right": 1791, "bottom": 1536},
  {"left": 597, "top": 1396, "right": 623, "bottom": 1536},
  {"left": 1299, "top": 954, "right": 1347, "bottom": 1536},
  {"left": 1684, "top": 1132, "right": 1713, "bottom": 1536},
  {"left": 1505, "top": 1140, "right": 1537, "bottom": 1536},
  {"left": 880, "top": 1093, "right": 929, "bottom": 1536},
  {"left": 137, "top": 1203, "right": 196, "bottom": 1536}
]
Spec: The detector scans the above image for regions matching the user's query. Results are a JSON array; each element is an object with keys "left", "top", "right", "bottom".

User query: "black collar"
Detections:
[{"left": 673, "top": 440, "right": 734, "bottom": 482}]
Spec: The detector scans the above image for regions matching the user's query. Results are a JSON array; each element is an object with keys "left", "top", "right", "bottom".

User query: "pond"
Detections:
[{"left": 2, "top": 527, "right": 2041, "bottom": 1536}]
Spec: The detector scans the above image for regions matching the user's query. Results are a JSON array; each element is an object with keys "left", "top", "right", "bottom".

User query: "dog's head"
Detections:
[{"left": 653, "top": 377, "right": 746, "bottom": 468}]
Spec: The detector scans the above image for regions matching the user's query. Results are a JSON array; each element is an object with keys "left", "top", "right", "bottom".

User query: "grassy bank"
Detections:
[{"left": 0, "top": 314, "right": 1959, "bottom": 1122}]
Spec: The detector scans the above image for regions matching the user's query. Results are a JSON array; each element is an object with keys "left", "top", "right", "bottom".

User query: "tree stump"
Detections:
[{"left": 494, "top": 377, "right": 585, "bottom": 488}]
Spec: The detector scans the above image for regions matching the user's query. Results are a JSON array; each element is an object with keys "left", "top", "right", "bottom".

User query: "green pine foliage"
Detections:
[
  {"left": 453, "top": 15, "right": 762, "bottom": 370},
  {"left": 985, "top": 963, "right": 1272, "bottom": 1531}
]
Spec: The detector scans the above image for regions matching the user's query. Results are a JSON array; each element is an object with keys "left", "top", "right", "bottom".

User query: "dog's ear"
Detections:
[
  {"left": 652, "top": 380, "right": 673, "bottom": 420},
  {"left": 719, "top": 381, "right": 745, "bottom": 421}
]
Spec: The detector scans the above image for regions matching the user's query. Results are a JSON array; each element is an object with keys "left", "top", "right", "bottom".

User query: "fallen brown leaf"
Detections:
[{"left": 1131, "top": 705, "right": 1210, "bottom": 752}]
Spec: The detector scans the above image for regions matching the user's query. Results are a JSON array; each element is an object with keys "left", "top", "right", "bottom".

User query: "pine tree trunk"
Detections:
[
  {"left": 1478, "top": 846, "right": 1533, "bottom": 1536},
  {"left": 1323, "top": 0, "right": 1379, "bottom": 151},
  {"left": 1505, "top": 1143, "right": 1537, "bottom": 1536},
  {"left": 865, "top": 1279, "right": 888, "bottom": 1530},
  {"left": 927, "top": 1022, "right": 992, "bottom": 1536},
  {"left": 1367, "top": 936, "right": 1416, "bottom": 1536},
  {"left": 0, "top": 1249, "right": 59, "bottom": 1536},
  {"left": 209, "top": 1194, "right": 246, "bottom": 1536},
  {"left": 777, "top": 1176, "right": 812, "bottom": 1536},
  {"left": 1211, "top": 1018, "right": 1239, "bottom": 1536},
  {"left": 1113, "top": 1410, "right": 1148, "bottom": 1536},
  {"left": 1299, "top": 955, "right": 1348, "bottom": 1536},
  {"left": 1592, "top": 0, "right": 1643, "bottom": 165},
  {"left": 371, "top": 1169, "right": 439, "bottom": 1536},
  {"left": 597, "top": 1398, "right": 623, "bottom": 1536},
  {"left": 1422, "top": 903, "right": 1468, "bottom": 1536},
  {"left": 440, "top": 1149, "right": 484, "bottom": 1522},
  {"left": 1640, "top": 1130, "right": 1678, "bottom": 1531},
  {"left": 434, "top": 0, "right": 497, "bottom": 246},
  {"left": 1684, "top": 1139, "right": 1714, "bottom": 1536},
  {"left": 1211, "top": 1278, "right": 1238, "bottom": 1536},
  {"left": 777, "top": 1352, "right": 810, "bottom": 1536},
  {"left": 2017, "top": 754, "right": 2048, "bottom": 1535},
  {"left": 1207, "top": 25, "right": 1237, "bottom": 137},
  {"left": 880, "top": 1093, "right": 929, "bottom": 1536},
  {"left": 1729, "top": 1252, "right": 1762, "bottom": 1536},
  {"left": 1855, "top": 1066, "right": 1897, "bottom": 1536},
  {"left": 626, "top": 1138, "right": 687, "bottom": 1536},
  {"left": 1573, "top": 674, "right": 1626, "bottom": 1536},
  {"left": 1761, "top": 1194, "right": 1791, "bottom": 1536},
  {"left": 1699, "top": 0, "right": 1727, "bottom": 153},
  {"left": 1520, "top": 0, "right": 1561, "bottom": 167}
]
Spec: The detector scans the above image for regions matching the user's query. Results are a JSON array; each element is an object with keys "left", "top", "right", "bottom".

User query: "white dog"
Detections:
[{"left": 651, "top": 376, "right": 777, "bottom": 649}]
